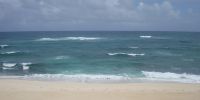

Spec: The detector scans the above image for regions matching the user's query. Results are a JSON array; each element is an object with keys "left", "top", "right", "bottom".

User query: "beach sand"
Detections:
[{"left": 0, "top": 79, "right": 200, "bottom": 100}]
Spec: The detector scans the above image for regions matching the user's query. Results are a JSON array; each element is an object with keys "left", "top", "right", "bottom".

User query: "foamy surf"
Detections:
[
  {"left": 141, "top": 71, "right": 200, "bottom": 83},
  {"left": 1, "top": 62, "right": 32, "bottom": 70},
  {"left": 23, "top": 71, "right": 200, "bottom": 83},
  {"left": 2, "top": 63, "right": 16, "bottom": 67},
  {"left": 108, "top": 53, "right": 145, "bottom": 57},
  {"left": 1, "top": 51, "right": 20, "bottom": 55},
  {"left": 140, "top": 35, "right": 152, "bottom": 38},
  {"left": 21, "top": 63, "right": 32, "bottom": 70},
  {"left": 1, "top": 71, "right": 200, "bottom": 83},
  {"left": 24, "top": 74, "right": 131, "bottom": 82},
  {"left": 0, "top": 44, "right": 8, "bottom": 48},
  {"left": 36, "top": 37, "right": 102, "bottom": 41},
  {"left": 2, "top": 63, "right": 17, "bottom": 70}
]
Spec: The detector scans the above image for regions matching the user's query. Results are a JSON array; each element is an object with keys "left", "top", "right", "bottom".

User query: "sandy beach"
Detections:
[{"left": 0, "top": 79, "right": 199, "bottom": 100}]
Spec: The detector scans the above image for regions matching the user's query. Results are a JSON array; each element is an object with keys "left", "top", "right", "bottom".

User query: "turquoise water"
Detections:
[{"left": 1, "top": 31, "right": 200, "bottom": 83}]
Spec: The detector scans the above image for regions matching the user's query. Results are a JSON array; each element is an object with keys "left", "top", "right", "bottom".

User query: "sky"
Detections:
[{"left": 0, "top": 0, "right": 200, "bottom": 32}]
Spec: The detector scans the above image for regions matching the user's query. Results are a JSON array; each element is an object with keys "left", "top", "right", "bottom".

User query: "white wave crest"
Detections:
[
  {"left": 1, "top": 51, "right": 20, "bottom": 55},
  {"left": 36, "top": 37, "right": 102, "bottom": 41},
  {"left": 129, "top": 46, "right": 139, "bottom": 49},
  {"left": 108, "top": 53, "right": 145, "bottom": 57},
  {"left": 21, "top": 62, "right": 32, "bottom": 66},
  {"left": 24, "top": 74, "right": 131, "bottom": 82},
  {"left": 142, "top": 71, "right": 200, "bottom": 83},
  {"left": 55, "top": 56, "right": 69, "bottom": 60},
  {"left": 2, "top": 63, "right": 16, "bottom": 70},
  {"left": 2, "top": 67, "right": 15, "bottom": 70},
  {"left": 21, "top": 62, "right": 32, "bottom": 70},
  {"left": 2, "top": 63, "right": 16, "bottom": 67},
  {"left": 0, "top": 44, "right": 8, "bottom": 48},
  {"left": 140, "top": 35, "right": 152, "bottom": 38}
]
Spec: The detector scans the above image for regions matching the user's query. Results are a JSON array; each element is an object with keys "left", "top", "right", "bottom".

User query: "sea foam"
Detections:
[
  {"left": 36, "top": 37, "right": 102, "bottom": 41},
  {"left": 1, "top": 51, "right": 20, "bottom": 55},
  {"left": 139, "top": 35, "right": 152, "bottom": 38},
  {"left": 108, "top": 53, "right": 145, "bottom": 57},
  {"left": 21, "top": 62, "right": 32, "bottom": 70},
  {"left": 142, "top": 71, "right": 200, "bottom": 83},
  {"left": 3, "top": 63, "right": 16, "bottom": 67},
  {"left": 24, "top": 74, "right": 131, "bottom": 82},
  {"left": 2, "top": 63, "right": 16, "bottom": 70},
  {"left": 0, "top": 44, "right": 8, "bottom": 48}
]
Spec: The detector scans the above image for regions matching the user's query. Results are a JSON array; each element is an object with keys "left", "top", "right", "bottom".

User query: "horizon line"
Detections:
[{"left": 0, "top": 30, "right": 199, "bottom": 33}]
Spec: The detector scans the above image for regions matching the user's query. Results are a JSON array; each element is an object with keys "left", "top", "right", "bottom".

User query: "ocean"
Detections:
[{"left": 0, "top": 31, "right": 200, "bottom": 83}]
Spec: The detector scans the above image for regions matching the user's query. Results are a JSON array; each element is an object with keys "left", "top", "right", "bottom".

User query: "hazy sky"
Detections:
[{"left": 0, "top": 0, "right": 200, "bottom": 31}]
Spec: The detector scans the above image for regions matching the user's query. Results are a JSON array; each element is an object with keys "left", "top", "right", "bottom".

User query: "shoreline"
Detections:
[
  {"left": 1, "top": 73, "right": 200, "bottom": 84},
  {"left": 0, "top": 79, "right": 200, "bottom": 100},
  {"left": 0, "top": 74, "right": 200, "bottom": 84}
]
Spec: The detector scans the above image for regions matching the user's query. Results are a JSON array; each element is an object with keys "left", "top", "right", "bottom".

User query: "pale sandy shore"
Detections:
[{"left": 0, "top": 79, "right": 200, "bottom": 100}]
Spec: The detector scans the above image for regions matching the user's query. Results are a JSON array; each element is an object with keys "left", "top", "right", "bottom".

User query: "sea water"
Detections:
[{"left": 0, "top": 31, "right": 200, "bottom": 83}]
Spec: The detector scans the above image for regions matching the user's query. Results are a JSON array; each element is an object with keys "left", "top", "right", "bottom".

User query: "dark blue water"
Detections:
[{"left": 1, "top": 31, "right": 200, "bottom": 83}]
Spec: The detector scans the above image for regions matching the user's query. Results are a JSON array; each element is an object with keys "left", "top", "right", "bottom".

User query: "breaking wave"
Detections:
[
  {"left": 21, "top": 62, "right": 32, "bottom": 70},
  {"left": 1, "top": 62, "right": 32, "bottom": 70},
  {"left": 108, "top": 53, "right": 145, "bottom": 57},
  {"left": 2, "top": 63, "right": 17, "bottom": 70},
  {"left": 141, "top": 71, "right": 200, "bottom": 83},
  {"left": 139, "top": 35, "right": 152, "bottom": 38},
  {"left": 1, "top": 51, "right": 20, "bottom": 55},
  {"left": 0, "top": 44, "right": 9, "bottom": 48},
  {"left": 36, "top": 37, "right": 102, "bottom": 41},
  {"left": 24, "top": 74, "right": 131, "bottom": 82}
]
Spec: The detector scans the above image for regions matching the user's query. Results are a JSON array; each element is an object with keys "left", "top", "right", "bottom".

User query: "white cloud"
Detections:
[{"left": 136, "top": 1, "right": 179, "bottom": 20}]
